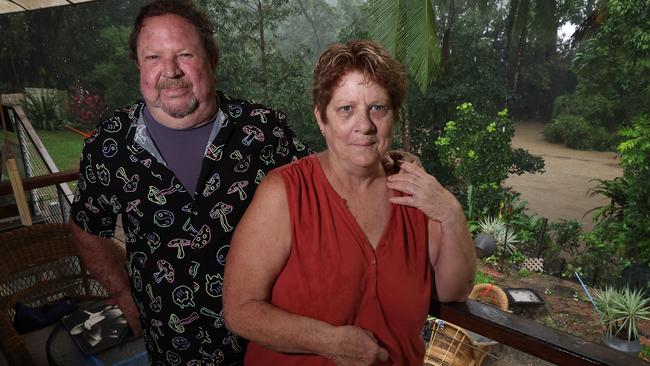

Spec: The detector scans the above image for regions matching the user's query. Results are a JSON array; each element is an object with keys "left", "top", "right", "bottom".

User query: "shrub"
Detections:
[
  {"left": 437, "top": 104, "right": 532, "bottom": 217},
  {"left": 544, "top": 114, "right": 614, "bottom": 150},
  {"left": 23, "top": 92, "right": 62, "bottom": 130},
  {"left": 510, "top": 148, "right": 545, "bottom": 175},
  {"left": 69, "top": 86, "right": 108, "bottom": 128}
]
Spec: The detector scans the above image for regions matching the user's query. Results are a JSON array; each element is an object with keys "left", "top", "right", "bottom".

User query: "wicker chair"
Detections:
[
  {"left": 425, "top": 284, "right": 510, "bottom": 366},
  {"left": 424, "top": 319, "right": 480, "bottom": 366},
  {"left": 0, "top": 223, "right": 110, "bottom": 366},
  {"left": 469, "top": 284, "right": 509, "bottom": 311}
]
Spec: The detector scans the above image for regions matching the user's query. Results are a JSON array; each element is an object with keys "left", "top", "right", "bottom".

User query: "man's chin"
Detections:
[{"left": 161, "top": 99, "right": 199, "bottom": 119}]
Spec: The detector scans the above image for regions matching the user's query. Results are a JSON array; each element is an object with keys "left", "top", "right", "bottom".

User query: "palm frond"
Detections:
[
  {"left": 369, "top": 0, "right": 402, "bottom": 56},
  {"left": 369, "top": 0, "right": 440, "bottom": 93},
  {"left": 400, "top": 0, "right": 440, "bottom": 92}
]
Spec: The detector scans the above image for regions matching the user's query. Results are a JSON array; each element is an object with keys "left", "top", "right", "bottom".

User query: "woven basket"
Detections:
[
  {"left": 424, "top": 319, "right": 479, "bottom": 366},
  {"left": 0, "top": 223, "right": 110, "bottom": 366},
  {"left": 469, "top": 284, "right": 509, "bottom": 311}
]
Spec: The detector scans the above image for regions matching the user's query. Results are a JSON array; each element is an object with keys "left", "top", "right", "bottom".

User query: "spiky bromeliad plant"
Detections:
[
  {"left": 594, "top": 286, "right": 650, "bottom": 341},
  {"left": 478, "top": 216, "right": 520, "bottom": 256}
]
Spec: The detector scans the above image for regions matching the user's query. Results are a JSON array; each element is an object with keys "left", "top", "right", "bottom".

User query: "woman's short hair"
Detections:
[
  {"left": 312, "top": 40, "right": 405, "bottom": 122},
  {"left": 129, "top": 0, "right": 219, "bottom": 68}
]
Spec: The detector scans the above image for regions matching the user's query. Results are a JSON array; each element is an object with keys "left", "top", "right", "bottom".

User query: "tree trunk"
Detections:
[
  {"left": 511, "top": 26, "right": 527, "bottom": 103},
  {"left": 400, "top": 109, "right": 412, "bottom": 153},
  {"left": 257, "top": 0, "right": 268, "bottom": 100},
  {"left": 297, "top": 0, "right": 321, "bottom": 51},
  {"left": 441, "top": 0, "right": 455, "bottom": 70}
]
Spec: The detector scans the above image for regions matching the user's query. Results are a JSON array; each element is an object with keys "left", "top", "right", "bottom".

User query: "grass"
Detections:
[
  {"left": 2, "top": 129, "right": 84, "bottom": 171},
  {"left": 36, "top": 130, "right": 85, "bottom": 170},
  {"left": 475, "top": 270, "right": 495, "bottom": 284},
  {"left": 641, "top": 345, "right": 650, "bottom": 362}
]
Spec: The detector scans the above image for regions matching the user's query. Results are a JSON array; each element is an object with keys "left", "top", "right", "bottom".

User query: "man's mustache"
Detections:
[{"left": 157, "top": 78, "right": 192, "bottom": 90}]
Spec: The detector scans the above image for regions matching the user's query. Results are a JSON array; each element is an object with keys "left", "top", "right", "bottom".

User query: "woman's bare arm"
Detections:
[
  {"left": 386, "top": 161, "right": 476, "bottom": 302},
  {"left": 222, "top": 173, "right": 388, "bottom": 364}
]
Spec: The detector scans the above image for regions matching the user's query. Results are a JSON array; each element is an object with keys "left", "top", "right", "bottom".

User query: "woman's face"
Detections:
[{"left": 315, "top": 70, "right": 394, "bottom": 169}]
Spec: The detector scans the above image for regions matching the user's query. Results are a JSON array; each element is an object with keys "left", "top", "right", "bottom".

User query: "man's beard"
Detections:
[{"left": 156, "top": 78, "right": 199, "bottom": 118}]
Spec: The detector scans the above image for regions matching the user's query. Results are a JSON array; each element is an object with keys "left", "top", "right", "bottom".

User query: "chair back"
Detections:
[
  {"left": 469, "top": 284, "right": 509, "bottom": 311},
  {"left": 424, "top": 319, "right": 479, "bottom": 366},
  {"left": 0, "top": 223, "right": 109, "bottom": 365}
]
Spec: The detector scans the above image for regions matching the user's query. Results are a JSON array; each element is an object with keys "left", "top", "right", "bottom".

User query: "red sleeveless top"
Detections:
[{"left": 244, "top": 155, "right": 432, "bottom": 365}]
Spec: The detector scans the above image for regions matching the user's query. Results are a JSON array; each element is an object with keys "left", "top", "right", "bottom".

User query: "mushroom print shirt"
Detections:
[{"left": 70, "top": 91, "right": 313, "bottom": 365}]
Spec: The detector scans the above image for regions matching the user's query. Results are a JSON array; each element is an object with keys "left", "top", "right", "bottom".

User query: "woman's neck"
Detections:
[{"left": 317, "top": 151, "right": 386, "bottom": 194}]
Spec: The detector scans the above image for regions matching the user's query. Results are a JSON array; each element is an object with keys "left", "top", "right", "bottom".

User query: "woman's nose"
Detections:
[{"left": 354, "top": 110, "right": 376, "bottom": 133}]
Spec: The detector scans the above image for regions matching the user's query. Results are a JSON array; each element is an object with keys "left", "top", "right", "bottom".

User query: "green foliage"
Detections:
[
  {"left": 86, "top": 25, "right": 140, "bottom": 110},
  {"left": 585, "top": 115, "right": 650, "bottom": 285},
  {"left": 641, "top": 346, "right": 650, "bottom": 359},
  {"left": 436, "top": 103, "right": 514, "bottom": 186},
  {"left": 543, "top": 114, "right": 614, "bottom": 150},
  {"left": 210, "top": 0, "right": 323, "bottom": 151},
  {"left": 474, "top": 271, "right": 494, "bottom": 285},
  {"left": 368, "top": 0, "right": 440, "bottom": 93},
  {"left": 553, "top": 0, "right": 650, "bottom": 139},
  {"left": 23, "top": 92, "right": 62, "bottom": 130},
  {"left": 435, "top": 103, "right": 534, "bottom": 216},
  {"left": 509, "top": 148, "right": 545, "bottom": 176},
  {"left": 541, "top": 219, "right": 583, "bottom": 276}
]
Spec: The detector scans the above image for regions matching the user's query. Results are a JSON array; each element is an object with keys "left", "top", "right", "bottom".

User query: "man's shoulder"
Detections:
[
  {"left": 90, "top": 100, "right": 144, "bottom": 138},
  {"left": 217, "top": 91, "right": 288, "bottom": 127}
]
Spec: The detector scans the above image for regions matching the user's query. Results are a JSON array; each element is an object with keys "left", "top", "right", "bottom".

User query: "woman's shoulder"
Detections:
[{"left": 269, "top": 154, "right": 319, "bottom": 178}]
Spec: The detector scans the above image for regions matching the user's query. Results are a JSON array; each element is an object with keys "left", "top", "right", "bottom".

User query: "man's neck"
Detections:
[{"left": 147, "top": 97, "right": 218, "bottom": 130}]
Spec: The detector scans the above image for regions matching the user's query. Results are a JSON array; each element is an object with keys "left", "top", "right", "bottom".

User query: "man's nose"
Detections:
[{"left": 162, "top": 58, "right": 182, "bottom": 78}]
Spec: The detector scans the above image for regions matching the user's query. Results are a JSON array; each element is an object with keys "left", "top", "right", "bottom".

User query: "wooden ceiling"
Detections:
[{"left": 0, "top": 0, "right": 97, "bottom": 14}]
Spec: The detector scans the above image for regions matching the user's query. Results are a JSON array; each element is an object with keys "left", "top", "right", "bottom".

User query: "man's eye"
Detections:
[
  {"left": 337, "top": 106, "right": 352, "bottom": 112},
  {"left": 370, "top": 105, "right": 387, "bottom": 112},
  {"left": 179, "top": 53, "right": 193, "bottom": 58},
  {"left": 144, "top": 55, "right": 159, "bottom": 61}
]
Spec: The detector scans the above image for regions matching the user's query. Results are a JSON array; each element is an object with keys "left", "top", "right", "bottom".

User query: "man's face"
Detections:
[{"left": 136, "top": 14, "right": 216, "bottom": 129}]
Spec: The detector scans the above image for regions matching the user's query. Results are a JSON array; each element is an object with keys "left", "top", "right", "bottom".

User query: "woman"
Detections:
[{"left": 223, "top": 40, "right": 476, "bottom": 365}]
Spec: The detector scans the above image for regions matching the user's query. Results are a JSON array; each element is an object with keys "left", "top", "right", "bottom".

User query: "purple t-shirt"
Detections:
[{"left": 143, "top": 107, "right": 220, "bottom": 195}]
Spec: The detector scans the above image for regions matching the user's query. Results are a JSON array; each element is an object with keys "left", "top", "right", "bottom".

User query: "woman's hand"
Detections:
[
  {"left": 382, "top": 150, "right": 422, "bottom": 175},
  {"left": 327, "top": 326, "right": 389, "bottom": 366},
  {"left": 386, "top": 161, "right": 463, "bottom": 224}
]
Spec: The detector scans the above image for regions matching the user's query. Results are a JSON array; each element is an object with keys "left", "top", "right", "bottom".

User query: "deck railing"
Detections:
[{"left": 1, "top": 104, "right": 74, "bottom": 224}]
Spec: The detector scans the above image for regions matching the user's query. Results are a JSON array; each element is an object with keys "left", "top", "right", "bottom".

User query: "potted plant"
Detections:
[
  {"left": 593, "top": 286, "right": 650, "bottom": 355},
  {"left": 475, "top": 216, "right": 520, "bottom": 263}
]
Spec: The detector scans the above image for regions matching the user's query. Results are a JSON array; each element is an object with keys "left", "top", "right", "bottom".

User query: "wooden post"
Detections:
[{"left": 7, "top": 158, "right": 32, "bottom": 226}]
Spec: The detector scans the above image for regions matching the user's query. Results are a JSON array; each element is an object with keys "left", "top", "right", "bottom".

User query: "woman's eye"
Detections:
[
  {"left": 370, "top": 105, "right": 387, "bottom": 112},
  {"left": 144, "top": 55, "right": 159, "bottom": 61},
  {"left": 338, "top": 106, "right": 352, "bottom": 112},
  {"left": 179, "top": 53, "right": 192, "bottom": 58}
]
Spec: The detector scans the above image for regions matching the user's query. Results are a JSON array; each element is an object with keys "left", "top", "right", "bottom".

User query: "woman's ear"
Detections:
[{"left": 314, "top": 107, "right": 325, "bottom": 133}]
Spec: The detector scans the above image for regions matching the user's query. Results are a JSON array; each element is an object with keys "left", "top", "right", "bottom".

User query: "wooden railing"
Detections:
[{"left": 0, "top": 170, "right": 647, "bottom": 366}]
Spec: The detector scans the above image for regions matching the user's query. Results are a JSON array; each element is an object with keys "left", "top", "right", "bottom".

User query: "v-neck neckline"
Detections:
[{"left": 312, "top": 155, "right": 394, "bottom": 251}]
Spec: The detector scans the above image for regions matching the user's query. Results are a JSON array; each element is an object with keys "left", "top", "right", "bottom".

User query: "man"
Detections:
[
  {"left": 70, "top": 1, "right": 312, "bottom": 364},
  {"left": 70, "top": 0, "right": 410, "bottom": 364}
]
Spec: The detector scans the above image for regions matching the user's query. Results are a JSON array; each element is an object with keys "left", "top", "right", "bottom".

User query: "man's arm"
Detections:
[{"left": 69, "top": 221, "right": 142, "bottom": 335}]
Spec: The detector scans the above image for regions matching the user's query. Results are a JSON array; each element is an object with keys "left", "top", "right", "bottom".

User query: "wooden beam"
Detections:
[
  {"left": 432, "top": 300, "right": 647, "bottom": 366},
  {"left": 0, "top": 169, "right": 78, "bottom": 196}
]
